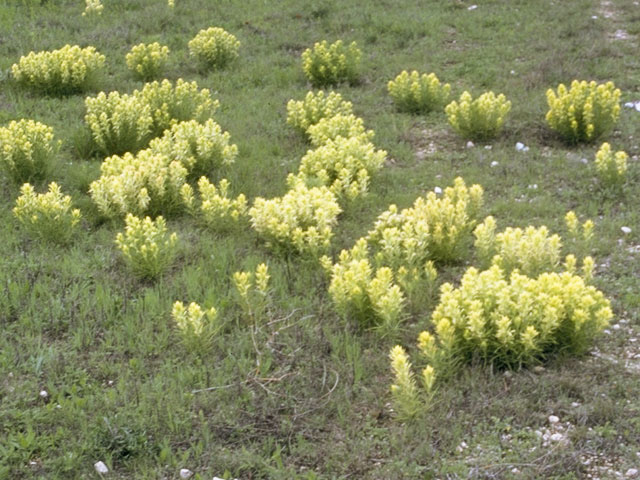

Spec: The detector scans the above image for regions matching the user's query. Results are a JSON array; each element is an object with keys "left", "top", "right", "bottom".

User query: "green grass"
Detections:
[{"left": 1, "top": 0, "right": 640, "bottom": 478}]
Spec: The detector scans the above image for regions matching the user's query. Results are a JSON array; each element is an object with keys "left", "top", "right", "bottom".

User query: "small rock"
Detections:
[
  {"left": 613, "top": 324, "right": 621, "bottom": 330},
  {"left": 434, "top": 186, "right": 442, "bottom": 194},
  {"left": 180, "top": 469, "right": 194, "bottom": 479},
  {"left": 484, "top": 145, "right": 492, "bottom": 150},
  {"left": 628, "top": 468, "right": 639, "bottom": 478},
  {"left": 591, "top": 15, "right": 598, "bottom": 19},
  {"left": 533, "top": 365, "right": 545, "bottom": 373},
  {"left": 516, "top": 142, "right": 529, "bottom": 152},
  {"left": 580, "top": 158, "right": 589, "bottom": 164},
  {"left": 550, "top": 433, "right": 564, "bottom": 442},
  {"left": 512, "top": 467, "right": 520, "bottom": 474},
  {"left": 490, "top": 161, "right": 499, "bottom": 167},
  {"left": 94, "top": 461, "right": 109, "bottom": 474},
  {"left": 466, "top": 141, "right": 475, "bottom": 148},
  {"left": 468, "top": 4, "right": 478, "bottom": 10},
  {"left": 621, "top": 226, "right": 632, "bottom": 234},
  {"left": 571, "top": 402, "right": 581, "bottom": 408},
  {"left": 549, "top": 415, "right": 560, "bottom": 424},
  {"left": 39, "top": 390, "right": 48, "bottom": 399},
  {"left": 510, "top": 70, "right": 516, "bottom": 75}
]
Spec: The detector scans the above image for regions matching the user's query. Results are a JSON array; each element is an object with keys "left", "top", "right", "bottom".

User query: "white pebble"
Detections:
[
  {"left": 613, "top": 324, "right": 621, "bottom": 330},
  {"left": 516, "top": 142, "right": 525, "bottom": 151},
  {"left": 94, "top": 461, "right": 109, "bottom": 474},
  {"left": 592, "top": 15, "right": 598, "bottom": 19},
  {"left": 468, "top": 4, "right": 478, "bottom": 10},
  {"left": 550, "top": 433, "right": 564, "bottom": 442},
  {"left": 571, "top": 402, "right": 581, "bottom": 407},
  {"left": 621, "top": 226, "right": 632, "bottom": 234},
  {"left": 510, "top": 70, "right": 516, "bottom": 75},
  {"left": 484, "top": 145, "right": 492, "bottom": 150},
  {"left": 39, "top": 390, "right": 48, "bottom": 399},
  {"left": 490, "top": 161, "right": 499, "bottom": 167},
  {"left": 434, "top": 186, "right": 442, "bottom": 194},
  {"left": 626, "top": 469, "right": 639, "bottom": 478},
  {"left": 466, "top": 140, "right": 475, "bottom": 148},
  {"left": 549, "top": 415, "right": 560, "bottom": 424},
  {"left": 180, "top": 469, "right": 194, "bottom": 479}
]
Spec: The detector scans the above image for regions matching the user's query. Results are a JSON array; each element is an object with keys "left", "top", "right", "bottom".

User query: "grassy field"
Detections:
[{"left": 1, "top": 0, "right": 640, "bottom": 478}]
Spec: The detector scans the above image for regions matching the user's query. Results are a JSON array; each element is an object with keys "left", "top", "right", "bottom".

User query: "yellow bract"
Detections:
[
  {"left": 306, "top": 113, "right": 374, "bottom": 147},
  {"left": 286, "top": 91, "right": 353, "bottom": 135},
  {"left": 546, "top": 80, "right": 621, "bottom": 143},
  {"left": 445, "top": 91, "right": 511, "bottom": 141},
  {"left": 368, "top": 177, "right": 484, "bottom": 264},
  {"left": 172, "top": 301, "right": 217, "bottom": 338},
  {"left": 82, "top": 0, "right": 103, "bottom": 16},
  {"left": 289, "top": 135, "right": 386, "bottom": 200},
  {"left": 388, "top": 70, "right": 451, "bottom": 113},
  {"left": 474, "top": 217, "right": 563, "bottom": 277},
  {"left": 594, "top": 142, "right": 627, "bottom": 187},
  {"left": 182, "top": 177, "right": 247, "bottom": 230},
  {"left": 0, "top": 119, "right": 54, "bottom": 183},
  {"left": 125, "top": 42, "right": 170, "bottom": 81},
  {"left": 115, "top": 214, "right": 178, "bottom": 279},
  {"left": 301, "top": 40, "right": 361, "bottom": 86},
  {"left": 189, "top": 27, "right": 240, "bottom": 69},
  {"left": 13, "top": 182, "right": 81, "bottom": 244},
  {"left": 249, "top": 183, "right": 341, "bottom": 256},
  {"left": 11, "top": 45, "right": 105, "bottom": 94}
]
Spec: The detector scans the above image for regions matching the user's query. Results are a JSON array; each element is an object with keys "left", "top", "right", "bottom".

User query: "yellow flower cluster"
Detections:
[
  {"left": 288, "top": 135, "right": 387, "bottom": 200},
  {"left": 137, "top": 79, "right": 219, "bottom": 137},
  {"left": 82, "top": 0, "right": 103, "bottom": 16},
  {"left": 387, "top": 70, "right": 451, "bottom": 113},
  {"left": 125, "top": 42, "right": 170, "bottom": 81},
  {"left": 85, "top": 79, "right": 218, "bottom": 154},
  {"left": 85, "top": 91, "right": 153, "bottom": 155},
  {"left": 168, "top": 0, "right": 175, "bottom": 7},
  {"left": 11, "top": 45, "right": 105, "bottom": 95},
  {"left": 322, "top": 238, "right": 405, "bottom": 331},
  {"left": 181, "top": 177, "right": 247, "bottom": 230},
  {"left": 0, "top": 119, "right": 55, "bottom": 183},
  {"left": 115, "top": 213, "right": 178, "bottom": 279},
  {"left": 149, "top": 119, "right": 237, "bottom": 179},
  {"left": 565, "top": 211, "right": 594, "bottom": 257},
  {"left": 546, "top": 80, "right": 621, "bottom": 143},
  {"left": 233, "top": 263, "right": 270, "bottom": 319},
  {"left": 474, "top": 216, "right": 562, "bottom": 277},
  {"left": 249, "top": 183, "right": 341, "bottom": 256},
  {"left": 286, "top": 91, "right": 353, "bottom": 135},
  {"left": 302, "top": 40, "right": 361, "bottom": 86},
  {"left": 188, "top": 27, "right": 240, "bottom": 69},
  {"left": 594, "top": 142, "right": 627, "bottom": 187},
  {"left": 445, "top": 91, "right": 511, "bottom": 141},
  {"left": 389, "top": 345, "right": 421, "bottom": 419},
  {"left": 90, "top": 149, "right": 188, "bottom": 218},
  {"left": 306, "top": 113, "right": 374, "bottom": 147},
  {"left": 423, "top": 265, "right": 612, "bottom": 371},
  {"left": 13, "top": 182, "right": 81, "bottom": 244},
  {"left": 368, "top": 177, "right": 484, "bottom": 264},
  {"left": 172, "top": 301, "right": 217, "bottom": 339}
]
